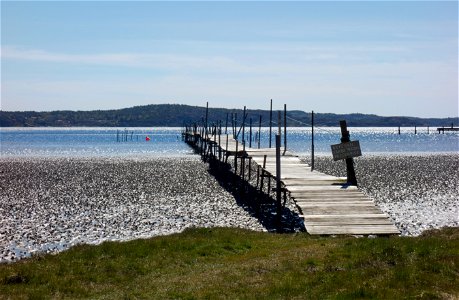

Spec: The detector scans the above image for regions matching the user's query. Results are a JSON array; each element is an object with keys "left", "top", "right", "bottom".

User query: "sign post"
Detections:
[{"left": 330, "top": 120, "right": 360, "bottom": 186}]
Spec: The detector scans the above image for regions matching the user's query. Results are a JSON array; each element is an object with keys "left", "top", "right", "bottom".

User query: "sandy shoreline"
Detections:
[{"left": 1, "top": 153, "right": 458, "bottom": 263}]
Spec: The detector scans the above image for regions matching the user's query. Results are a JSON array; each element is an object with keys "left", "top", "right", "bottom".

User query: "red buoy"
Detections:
[{"left": 146, "top": 136, "right": 151, "bottom": 141}]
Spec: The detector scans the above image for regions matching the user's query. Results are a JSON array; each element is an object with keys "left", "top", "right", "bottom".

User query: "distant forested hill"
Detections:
[{"left": 1, "top": 104, "right": 457, "bottom": 127}]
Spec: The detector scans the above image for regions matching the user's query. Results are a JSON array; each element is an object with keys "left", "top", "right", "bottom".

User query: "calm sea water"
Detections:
[{"left": 1, "top": 127, "right": 458, "bottom": 158}]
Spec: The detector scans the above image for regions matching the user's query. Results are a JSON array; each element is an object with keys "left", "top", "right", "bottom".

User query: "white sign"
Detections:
[{"left": 331, "top": 141, "right": 362, "bottom": 161}]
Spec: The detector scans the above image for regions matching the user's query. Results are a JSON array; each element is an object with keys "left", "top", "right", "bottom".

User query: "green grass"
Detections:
[{"left": 1, "top": 227, "right": 458, "bottom": 299}]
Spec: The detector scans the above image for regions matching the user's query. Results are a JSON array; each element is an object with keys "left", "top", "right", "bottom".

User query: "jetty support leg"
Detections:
[{"left": 339, "top": 120, "right": 358, "bottom": 186}]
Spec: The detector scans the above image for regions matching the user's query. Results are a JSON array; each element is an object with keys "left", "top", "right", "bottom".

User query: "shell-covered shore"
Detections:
[{"left": 0, "top": 156, "right": 265, "bottom": 263}]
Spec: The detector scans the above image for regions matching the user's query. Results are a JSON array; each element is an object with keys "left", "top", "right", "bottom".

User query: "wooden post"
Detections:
[
  {"left": 339, "top": 120, "right": 358, "bottom": 186},
  {"left": 242, "top": 106, "right": 246, "bottom": 143},
  {"left": 427, "top": 126, "right": 430, "bottom": 134},
  {"left": 278, "top": 111, "right": 281, "bottom": 137},
  {"left": 234, "top": 140, "right": 238, "bottom": 173},
  {"left": 225, "top": 134, "right": 229, "bottom": 163},
  {"left": 415, "top": 125, "right": 417, "bottom": 135},
  {"left": 258, "top": 115, "right": 262, "bottom": 149},
  {"left": 398, "top": 126, "right": 401, "bottom": 135},
  {"left": 234, "top": 113, "right": 237, "bottom": 139},
  {"left": 241, "top": 139, "right": 246, "bottom": 179},
  {"left": 213, "top": 125, "right": 217, "bottom": 158},
  {"left": 269, "top": 99, "right": 273, "bottom": 148},
  {"left": 260, "top": 155, "right": 267, "bottom": 193},
  {"left": 283, "top": 104, "right": 287, "bottom": 154},
  {"left": 200, "top": 128, "right": 203, "bottom": 154},
  {"left": 275, "top": 134, "right": 282, "bottom": 231},
  {"left": 205, "top": 102, "right": 209, "bottom": 139},
  {"left": 256, "top": 165, "right": 260, "bottom": 188},
  {"left": 231, "top": 113, "right": 234, "bottom": 138},
  {"left": 248, "top": 157, "right": 252, "bottom": 181},
  {"left": 225, "top": 113, "right": 228, "bottom": 134},
  {"left": 249, "top": 118, "right": 252, "bottom": 148},
  {"left": 267, "top": 169, "right": 271, "bottom": 199},
  {"left": 218, "top": 120, "right": 222, "bottom": 160},
  {"left": 311, "top": 110, "right": 314, "bottom": 171}
]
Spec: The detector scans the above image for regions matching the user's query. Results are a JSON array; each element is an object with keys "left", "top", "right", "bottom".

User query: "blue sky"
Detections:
[{"left": 1, "top": 1, "right": 458, "bottom": 117}]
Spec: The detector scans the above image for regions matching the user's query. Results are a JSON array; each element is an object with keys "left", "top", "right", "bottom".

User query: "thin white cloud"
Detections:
[{"left": 2, "top": 46, "right": 249, "bottom": 72}]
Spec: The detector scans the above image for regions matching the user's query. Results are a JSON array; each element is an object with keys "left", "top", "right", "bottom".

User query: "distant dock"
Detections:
[{"left": 437, "top": 126, "right": 459, "bottom": 133}]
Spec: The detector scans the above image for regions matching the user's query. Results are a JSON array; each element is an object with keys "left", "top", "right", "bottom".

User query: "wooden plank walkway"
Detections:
[
  {"left": 208, "top": 134, "right": 399, "bottom": 235},
  {"left": 183, "top": 132, "right": 399, "bottom": 235}
]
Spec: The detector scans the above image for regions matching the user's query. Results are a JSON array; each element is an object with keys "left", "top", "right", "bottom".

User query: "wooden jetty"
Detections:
[
  {"left": 183, "top": 129, "right": 400, "bottom": 236},
  {"left": 437, "top": 126, "right": 459, "bottom": 133}
]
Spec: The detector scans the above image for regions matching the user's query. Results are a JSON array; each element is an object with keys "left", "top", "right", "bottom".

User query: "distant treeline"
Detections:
[{"left": 1, "top": 104, "right": 457, "bottom": 127}]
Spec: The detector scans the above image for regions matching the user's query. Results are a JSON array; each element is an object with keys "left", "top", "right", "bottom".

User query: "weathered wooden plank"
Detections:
[
  {"left": 290, "top": 191, "right": 364, "bottom": 198},
  {"left": 301, "top": 213, "right": 389, "bottom": 218},
  {"left": 295, "top": 199, "right": 375, "bottom": 207},
  {"left": 305, "top": 219, "right": 394, "bottom": 225},
  {"left": 305, "top": 225, "right": 400, "bottom": 235},
  {"left": 299, "top": 207, "right": 384, "bottom": 215},
  {"left": 264, "top": 162, "right": 309, "bottom": 166},
  {"left": 294, "top": 198, "right": 373, "bottom": 203},
  {"left": 299, "top": 204, "right": 383, "bottom": 211},
  {"left": 287, "top": 185, "right": 359, "bottom": 191},
  {"left": 299, "top": 204, "right": 379, "bottom": 210},
  {"left": 282, "top": 179, "right": 347, "bottom": 186}
]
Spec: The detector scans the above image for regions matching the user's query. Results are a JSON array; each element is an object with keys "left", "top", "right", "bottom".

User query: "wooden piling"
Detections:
[
  {"left": 278, "top": 111, "right": 281, "bottom": 137},
  {"left": 225, "top": 134, "right": 229, "bottom": 163},
  {"left": 259, "top": 155, "right": 267, "bottom": 193},
  {"left": 258, "top": 115, "right": 262, "bottom": 149},
  {"left": 241, "top": 140, "right": 246, "bottom": 180},
  {"left": 275, "top": 134, "right": 282, "bottom": 231},
  {"left": 234, "top": 140, "right": 238, "bottom": 173},
  {"left": 218, "top": 121, "right": 222, "bottom": 160},
  {"left": 269, "top": 99, "right": 273, "bottom": 148},
  {"left": 234, "top": 113, "right": 237, "bottom": 139},
  {"left": 311, "top": 110, "right": 315, "bottom": 171},
  {"left": 256, "top": 165, "right": 260, "bottom": 188},
  {"left": 283, "top": 104, "right": 287, "bottom": 154},
  {"left": 249, "top": 118, "right": 252, "bottom": 148},
  {"left": 340, "top": 120, "right": 358, "bottom": 186},
  {"left": 205, "top": 102, "right": 209, "bottom": 139},
  {"left": 242, "top": 106, "right": 246, "bottom": 143},
  {"left": 231, "top": 113, "right": 234, "bottom": 138},
  {"left": 248, "top": 157, "right": 252, "bottom": 181}
]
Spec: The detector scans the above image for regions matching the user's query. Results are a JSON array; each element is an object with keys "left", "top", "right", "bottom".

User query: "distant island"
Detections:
[{"left": 1, "top": 104, "right": 458, "bottom": 127}]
